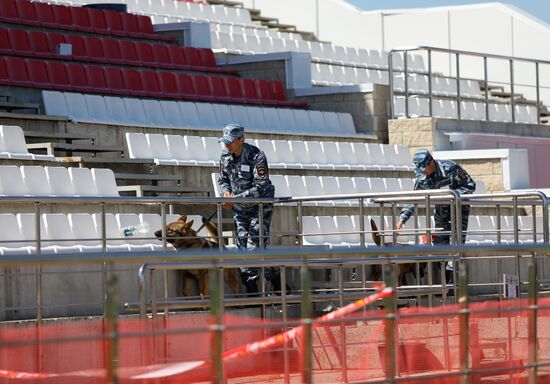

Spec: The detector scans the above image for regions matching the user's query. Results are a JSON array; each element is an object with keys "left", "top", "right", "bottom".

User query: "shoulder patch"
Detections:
[{"left": 256, "top": 165, "right": 267, "bottom": 178}]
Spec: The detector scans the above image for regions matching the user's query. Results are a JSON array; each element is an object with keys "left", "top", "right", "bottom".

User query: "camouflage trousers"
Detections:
[{"left": 233, "top": 204, "right": 279, "bottom": 288}]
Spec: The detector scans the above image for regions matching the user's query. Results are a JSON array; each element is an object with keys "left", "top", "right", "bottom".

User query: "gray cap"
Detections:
[
  {"left": 219, "top": 123, "right": 245, "bottom": 144},
  {"left": 412, "top": 148, "right": 433, "bottom": 172}
]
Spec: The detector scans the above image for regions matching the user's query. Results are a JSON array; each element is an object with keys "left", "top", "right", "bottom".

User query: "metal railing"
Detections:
[{"left": 388, "top": 45, "right": 550, "bottom": 124}]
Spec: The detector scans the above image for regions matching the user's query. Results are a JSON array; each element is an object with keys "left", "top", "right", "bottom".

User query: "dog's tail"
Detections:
[{"left": 370, "top": 219, "right": 382, "bottom": 246}]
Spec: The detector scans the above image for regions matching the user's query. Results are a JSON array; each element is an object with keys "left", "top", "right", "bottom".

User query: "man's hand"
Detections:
[
  {"left": 396, "top": 220, "right": 405, "bottom": 231},
  {"left": 223, "top": 191, "right": 235, "bottom": 208}
]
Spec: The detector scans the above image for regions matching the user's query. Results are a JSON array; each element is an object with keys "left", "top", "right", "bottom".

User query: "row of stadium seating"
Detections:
[
  {"left": 0, "top": 212, "right": 195, "bottom": 255},
  {"left": 0, "top": 166, "right": 119, "bottom": 197},
  {"left": 211, "top": 23, "right": 303, "bottom": 41},
  {"left": 0, "top": 0, "right": 166, "bottom": 41},
  {"left": 1, "top": 57, "right": 301, "bottom": 107},
  {"left": 44, "top": 0, "right": 254, "bottom": 26},
  {"left": 125, "top": 133, "right": 410, "bottom": 170},
  {"left": 302, "top": 214, "right": 542, "bottom": 247},
  {"left": 393, "top": 97, "right": 539, "bottom": 124},
  {"left": 0, "top": 27, "right": 235, "bottom": 74},
  {"left": 0, "top": 126, "right": 55, "bottom": 161},
  {"left": 44, "top": 92, "right": 349, "bottom": 135}
]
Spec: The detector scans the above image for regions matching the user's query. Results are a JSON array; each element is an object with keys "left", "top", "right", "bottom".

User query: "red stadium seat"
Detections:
[
  {"left": 135, "top": 42, "right": 155, "bottom": 66},
  {"left": 52, "top": 4, "right": 73, "bottom": 29},
  {"left": 66, "top": 63, "right": 90, "bottom": 92},
  {"left": 8, "top": 29, "right": 31, "bottom": 55},
  {"left": 176, "top": 73, "right": 195, "bottom": 96},
  {"left": 34, "top": 2, "right": 57, "bottom": 28},
  {"left": 0, "top": 28, "right": 12, "bottom": 54},
  {"left": 121, "top": 13, "right": 142, "bottom": 38},
  {"left": 104, "top": 67, "right": 126, "bottom": 92},
  {"left": 100, "top": 38, "right": 124, "bottom": 64},
  {"left": 46, "top": 32, "right": 66, "bottom": 55},
  {"left": 151, "top": 44, "right": 173, "bottom": 67},
  {"left": 5, "top": 57, "right": 31, "bottom": 86},
  {"left": 0, "top": 58, "right": 11, "bottom": 85},
  {"left": 65, "top": 34, "right": 87, "bottom": 60},
  {"left": 191, "top": 75, "right": 211, "bottom": 98},
  {"left": 208, "top": 76, "right": 230, "bottom": 100},
  {"left": 15, "top": 0, "right": 39, "bottom": 25},
  {"left": 46, "top": 61, "right": 70, "bottom": 90},
  {"left": 167, "top": 45, "right": 189, "bottom": 69},
  {"left": 271, "top": 81, "right": 286, "bottom": 101},
  {"left": 183, "top": 47, "right": 203, "bottom": 68},
  {"left": 0, "top": 0, "right": 19, "bottom": 23},
  {"left": 256, "top": 79, "right": 276, "bottom": 100},
  {"left": 28, "top": 30, "right": 52, "bottom": 58},
  {"left": 118, "top": 40, "right": 139, "bottom": 65},
  {"left": 140, "top": 70, "right": 164, "bottom": 97},
  {"left": 122, "top": 69, "right": 147, "bottom": 96},
  {"left": 240, "top": 78, "right": 259, "bottom": 101},
  {"left": 198, "top": 49, "right": 217, "bottom": 67},
  {"left": 104, "top": 9, "right": 125, "bottom": 36},
  {"left": 87, "top": 8, "right": 108, "bottom": 33},
  {"left": 84, "top": 65, "right": 108, "bottom": 92},
  {"left": 224, "top": 77, "right": 244, "bottom": 100},
  {"left": 83, "top": 37, "right": 104, "bottom": 60},
  {"left": 69, "top": 7, "right": 94, "bottom": 33},
  {"left": 136, "top": 15, "right": 154, "bottom": 35},
  {"left": 26, "top": 60, "right": 50, "bottom": 86},
  {"left": 157, "top": 72, "right": 179, "bottom": 96}
]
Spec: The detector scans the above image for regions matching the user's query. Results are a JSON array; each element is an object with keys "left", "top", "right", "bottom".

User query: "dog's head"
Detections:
[{"left": 154, "top": 214, "right": 198, "bottom": 249}]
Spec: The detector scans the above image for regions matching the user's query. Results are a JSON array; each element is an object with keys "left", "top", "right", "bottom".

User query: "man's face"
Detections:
[
  {"left": 423, "top": 159, "right": 436, "bottom": 176},
  {"left": 226, "top": 136, "right": 245, "bottom": 156}
]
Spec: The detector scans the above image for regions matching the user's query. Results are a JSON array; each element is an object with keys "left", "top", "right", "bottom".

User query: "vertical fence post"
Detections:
[
  {"left": 383, "top": 263, "right": 397, "bottom": 380},
  {"left": 527, "top": 258, "right": 538, "bottom": 384},
  {"left": 281, "top": 266, "right": 290, "bottom": 384},
  {"left": 459, "top": 263, "right": 470, "bottom": 384},
  {"left": 338, "top": 266, "right": 348, "bottom": 383},
  {"left": 34, "top": 202, "right": 42, "bottom": 323},
  {"left": 301, "top": 265, "right": 313, "bottom": 384},
  {"left": 105, "top": 272, "right": 119, "bottom": 384},
  {"left": 210, "top": 263, "right": 224, "bottom": 384}
]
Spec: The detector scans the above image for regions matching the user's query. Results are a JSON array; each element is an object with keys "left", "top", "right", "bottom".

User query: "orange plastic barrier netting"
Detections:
[{"left": 1, "top": 294, "right": 550, "bottom": 383}]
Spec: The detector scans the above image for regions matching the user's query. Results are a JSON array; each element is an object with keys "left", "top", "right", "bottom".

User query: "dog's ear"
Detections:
[
  {"left": 185, "top": 220, "right": 194, "bottom": 230},
  {"left": 178, "top": 214, "right": 188, "bottom": 223},
  {"left": 370, "top": 219, "right": 382, "bottom": 246}
]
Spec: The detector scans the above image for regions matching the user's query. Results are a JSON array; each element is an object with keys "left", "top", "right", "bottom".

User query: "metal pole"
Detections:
[
  {"left": 484, "top": 56, "right": 489, "bottom": 121},
  {"left": 101, "top": 203, "right": 107, "bottom": 318},
  {"left": 389, "top": 51, "right": 395, "bottom": 118},
  {"left": 428, "top": 49, "right": 433, "bottom": 116},
  {"left": 161, "top": 203, "right": 168, "bottom": 318},
  {"left": 527, "top": 258, "right": 538, "bottom": 384},
  {"left": 301, "top": 265, "right": 313, "bottom": 384},
  {"left": 34, "top": 203, "right": 42, "bottom": 323},
  {"left": 456, "top": 52, "right": 462, "bottom": 120},
  {"left": 359, "top": 198, "right": 365, "bottom": 247},
  {"left": 105, "top": 272, "right": 119, "bottom": 384},
  {"left": 383, "top": 263, "right": 397, "bottom": 379},
  {"left": 338, "top": 266, "right": 348, "bottom": 383},
  {"left": 281, "top": 266, "right": 290, "bottom": 384},
  {"left": 535, "top": 62, "right": 541, "bottom": 125},
  {"left": 217, "top": 203, "right": 224, "bottom": 251},
  {"left": 297, "top": 201, "right": 304, "bottom": 247},
  {"left": 210, "top": 263, "right": 224, "bottom": 384},
  {"left": 404, "top": 51, "right": 409, "bottom": 118},
  {"left": 458, "top": 263, "right": 470, "bottom": 384},
  {"left": 510, "top": 59, "right": 516, "bottom": 123},
  {"left": 259, "top": 203, "right": 265, "bottom": 249}
]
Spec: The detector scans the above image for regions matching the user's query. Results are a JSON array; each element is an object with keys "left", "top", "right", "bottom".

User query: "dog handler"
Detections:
[
  {"left": 396, "top": 149, "right": 476, "bottom": 283},
  {"left": 217, "top": 123, "right": 280, "bottom": 294}
]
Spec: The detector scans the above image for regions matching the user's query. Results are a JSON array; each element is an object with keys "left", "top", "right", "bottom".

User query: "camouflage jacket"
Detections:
[
  {"left": 400, "top": 159, "right": 476, "bottom": 223},
  {"left": 217, "top": 143, "right": 275, "bottom": 210}
]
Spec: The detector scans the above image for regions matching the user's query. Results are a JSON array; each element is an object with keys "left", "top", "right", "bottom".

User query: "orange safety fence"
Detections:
[{"left": 1, "top": 291, "right": 550, "bottom": 383}]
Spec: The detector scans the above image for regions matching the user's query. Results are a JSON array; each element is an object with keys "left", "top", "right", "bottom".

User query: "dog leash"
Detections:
[{"left": 195, "top": 210, "right": 218, "bottom": 234}]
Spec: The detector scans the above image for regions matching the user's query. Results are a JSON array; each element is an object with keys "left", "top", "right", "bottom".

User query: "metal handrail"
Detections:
[{"left": 388, "top": 45, "right": 549, "bottom": 124}]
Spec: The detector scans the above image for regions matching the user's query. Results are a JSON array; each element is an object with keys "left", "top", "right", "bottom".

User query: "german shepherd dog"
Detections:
[
  {"left": 370, "top": 219, "right": 419, "bottom": 286},
  {"left": 154, "top": 214, "right": 240, "bottom": 297}
]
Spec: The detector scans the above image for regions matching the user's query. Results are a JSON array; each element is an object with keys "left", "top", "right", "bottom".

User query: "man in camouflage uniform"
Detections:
[
  {"left": 217, "top": 123, "right": 279, "bottom": 294},
  {"left": 397, "top": 149, "right": 476, "bottom": 282}
]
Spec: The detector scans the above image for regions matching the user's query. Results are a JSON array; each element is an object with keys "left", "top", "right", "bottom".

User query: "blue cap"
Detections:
[
  {"left": 413, "top": 149, "right": 433, "bottom": 172},
  {"left": 219, "top": 123, "right": 245, "bottom": 144}
]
